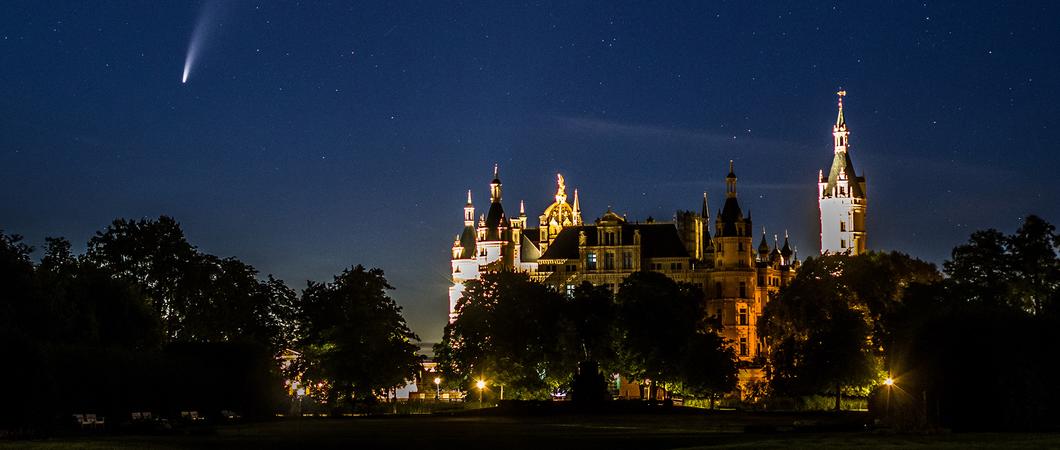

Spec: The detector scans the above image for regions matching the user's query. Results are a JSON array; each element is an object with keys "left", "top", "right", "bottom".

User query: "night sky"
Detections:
[{"left": 3, "top": 2, "right": 1058, "bottom": 342}]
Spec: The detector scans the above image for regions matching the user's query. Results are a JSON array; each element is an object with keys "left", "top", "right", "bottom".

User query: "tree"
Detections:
[
  {"left": 944, "top": 215, "right": 1059, "bottom": 315},
  {"left": 880, "top": 216, "right": 1060, "bottom": 430},
  {"left": 762, "top": 253, "right": 927, "bottom": 409},
  {"left": 295, "top": 265, "right": 421, "bottom": 407},
  {"left": 615, "top": 271, "right": 736, "bottom": 400},
  {"left": 84, "top": 216, "right": 297, "bottom": 351},
  {"left": 566, "top": 282, "right": 619, "bottom": 403},
  {"left": 435, "top": 271, "right": 575, "bottom": 399},
  {"left": 85, "top": 216, "right": 200, "bottom": 340}
]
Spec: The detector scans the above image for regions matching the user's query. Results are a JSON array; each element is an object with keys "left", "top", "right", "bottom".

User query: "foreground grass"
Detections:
[{"left": 4, "top": 411, "right": 1059, "bottom": 449}]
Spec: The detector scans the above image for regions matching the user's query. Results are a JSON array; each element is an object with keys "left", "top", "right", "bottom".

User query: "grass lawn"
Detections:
[{"left": 4, "top": 410, "right": 1058, "bottom": 449}]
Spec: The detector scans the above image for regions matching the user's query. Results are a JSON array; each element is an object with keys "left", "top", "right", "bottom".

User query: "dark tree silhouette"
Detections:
[
  {"left": 763, "top": 252, "right": 937, "bottom": 410},
  {"left": 435, "top": 271, "right": 576, "bottom": 399},
  {"left": 615, "top": 271, "right": 736, "bottom": 400},
  {"left": 295, "top": 265, "right": 421, "bottom": 407}
]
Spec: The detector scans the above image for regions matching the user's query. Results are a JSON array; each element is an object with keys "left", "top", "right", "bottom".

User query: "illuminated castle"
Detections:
[
  {"left": 448, "top": 163, "right": 799, "bottom": 363},
  {"left": 818, "top": 90, "right": 868, "bottom": 255}
]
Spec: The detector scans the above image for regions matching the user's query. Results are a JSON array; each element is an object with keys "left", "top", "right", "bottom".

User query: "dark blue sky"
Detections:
[{"left": 3, "top": 1, "right": 1058, "bottom": 341}]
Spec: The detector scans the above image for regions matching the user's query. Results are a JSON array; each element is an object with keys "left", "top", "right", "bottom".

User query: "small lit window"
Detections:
[
  {"left": 586, "top": 252, "right": 597, "bottom": 270},
  {"left": 738, "top": 308, "right": 748, "bottom": 325}
]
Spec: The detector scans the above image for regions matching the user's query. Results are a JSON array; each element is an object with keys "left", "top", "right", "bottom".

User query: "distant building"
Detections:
[
  {"left": 818, "top": 90, "right": 868, "bottom": 255},
  {"left": 448, "top": 163, "right": 799, "bottom": 364}
]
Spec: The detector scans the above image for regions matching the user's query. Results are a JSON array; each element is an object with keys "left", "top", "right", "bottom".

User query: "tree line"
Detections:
[
  {"left": 436, "top": 215, "right": 1059, "bottom": 430},
  {"left": 763, "top": 214, "right": 1059, "bottom": 430},
  {"left": 435, "top": 270, "right": 738, "bottom": 402},
  {"left": 0, "top": 216, "right": 421, "bottom": 432}
]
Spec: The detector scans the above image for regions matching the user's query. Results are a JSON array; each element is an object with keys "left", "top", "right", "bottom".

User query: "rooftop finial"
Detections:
[
  {"left": 466, "top": 189, "right": 473, "bottom": 205},
  {"left": 554, "top": 173, "right": 568, "bottom": 203},
  {"left": 835, "top": 89, "right": 847, "bottom": 128}
]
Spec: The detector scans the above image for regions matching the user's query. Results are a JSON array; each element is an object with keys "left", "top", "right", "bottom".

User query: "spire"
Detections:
[
  {"left": 572, "top": 188, "right": 582, "bottom": 225},
  {"left": 725, "top": 160, "right": 737, "bottom": 198},
  {"left": 832, "top": 89, "right": 850, "bottom": 153},
  {"left": 835, "top": 89, "right": 847, "bottom": 129},
  {"left": 519, "top": 199, "right": 526, "bottom": 217},
  {"left": 781, "top": 230, "right": 793, "bottom": 259},
  {"left": 489, "top": 164, "right": 502, "bottom": 202},
  {"left": 701, "top": 192, "right": 709, "bottom": 219},
  {"left": 758, "top": 227, "right": 770, "bottom": 256},
  {"left": 463, "top": 189, "right": 475, "bottom": 227}
]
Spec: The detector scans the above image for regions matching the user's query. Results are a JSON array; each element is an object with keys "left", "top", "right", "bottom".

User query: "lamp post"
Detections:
[
  {"left": 476, "top": 379, "right": 486, "bottom": 406},
  {"left": 433, "top": 376, "right": 441, "bottom": 401}
]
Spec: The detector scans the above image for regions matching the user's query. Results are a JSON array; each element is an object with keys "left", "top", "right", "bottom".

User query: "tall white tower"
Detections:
[{"left": 818, "top": 90, "right": 867, "bottom": 255}]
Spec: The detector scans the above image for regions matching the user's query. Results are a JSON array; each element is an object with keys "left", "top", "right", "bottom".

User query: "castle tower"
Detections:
[
  {"left": 449, "top": 190, "right": 480, "bottom": 322},
  {"left": 818, "top": 90, "right": 867, "bottom": 255}
]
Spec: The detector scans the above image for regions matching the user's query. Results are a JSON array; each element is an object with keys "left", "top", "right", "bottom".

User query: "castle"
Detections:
[{"left": 448, "top": 92, "right": 866, "bottom": 363}]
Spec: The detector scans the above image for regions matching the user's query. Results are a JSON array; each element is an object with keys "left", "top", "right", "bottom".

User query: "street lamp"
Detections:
[
  {"left": 476, "top": 379, "right": 486, "bottom": 405},
  {"left": 433, "top": 376, "right": 442, "bottom": 400},
  {"left": 883, "top": 377, "right": 894, "bottom": 386}
]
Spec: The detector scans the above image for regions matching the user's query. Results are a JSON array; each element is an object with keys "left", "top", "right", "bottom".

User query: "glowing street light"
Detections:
[
  {"left": 476, "top": 379, "right": 487, "bottom": 405},
  {"left": 433, "top": 376, "right": 442, "bottom": 400},
  {"left": 883, "top": 377, "right": 894, "bottom": 386}
]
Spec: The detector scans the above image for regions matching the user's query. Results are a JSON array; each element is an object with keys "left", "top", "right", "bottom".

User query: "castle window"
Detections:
[
  {"left": 565, "top": 284, "right": 575, "bottom": 299},
  {"left": 840, "top": 221, "right": 847, "bottom": 232},
  {"left": 622, "top": 252, "right": 633, "bottom": 269},
  {"left": 715, "top": 282, "right": 723, "bottom": 298},
  {"left": 739, "top": 282, "right": 747, "bottom": 298},
  {"left": 739, "top": 337, "right": 748, "bottom": 356},
  {"left": 604, "top": 252, "right": 615, "bottom": 270},
  {"left": 738, "top": 308, "right": 748, "bottom": 325}
]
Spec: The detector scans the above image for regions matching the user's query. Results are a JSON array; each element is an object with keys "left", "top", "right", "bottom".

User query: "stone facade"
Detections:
[{"left": 448, "top": 162, "right": 799, "bottom": 363}]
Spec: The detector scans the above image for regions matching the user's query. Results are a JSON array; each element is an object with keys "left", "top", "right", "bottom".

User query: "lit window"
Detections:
[
  {"left": 586, "top": 253, "right": 597, "bottom": 270},
  {"left": 738, "top": 308, "right": 748, "bottom": 325},
  {"left": 565, "top": 284, "right": 575, "bottom": 298}
]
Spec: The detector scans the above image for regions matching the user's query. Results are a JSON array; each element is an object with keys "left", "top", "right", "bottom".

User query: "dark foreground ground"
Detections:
[{"left": 5, "top": 409, "right": 1059, "bottom": 449}]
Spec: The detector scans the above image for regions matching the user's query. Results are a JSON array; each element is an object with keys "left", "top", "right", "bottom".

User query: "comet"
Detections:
[{"left": 181, "top": 1, "right": 222, "bottom": 84}]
